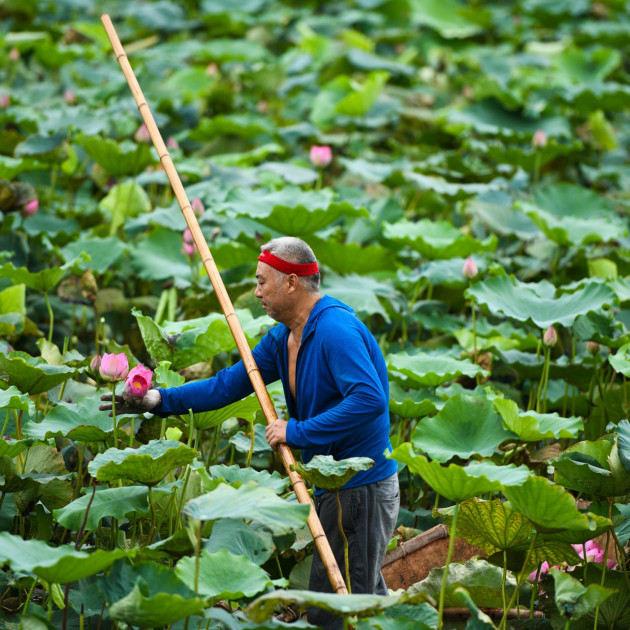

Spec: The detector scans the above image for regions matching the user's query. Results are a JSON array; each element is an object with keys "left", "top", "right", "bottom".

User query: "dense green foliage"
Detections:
[{"left": 1, "top": 0, "right": 630, "bottom": 628}]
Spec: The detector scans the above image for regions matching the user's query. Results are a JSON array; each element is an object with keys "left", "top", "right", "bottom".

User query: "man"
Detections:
[{"left": 102, "top": 237, "right": 399, "bottom": 629}]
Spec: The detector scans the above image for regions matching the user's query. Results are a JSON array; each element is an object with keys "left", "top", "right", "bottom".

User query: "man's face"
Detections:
[{"left": 255, "top": 262, "right": 288, "bottom": 322}]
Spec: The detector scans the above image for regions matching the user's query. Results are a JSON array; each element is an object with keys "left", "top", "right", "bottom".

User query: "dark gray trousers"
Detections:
[{"left": 307, "top": 473, "right": 400, "bottom": 630}]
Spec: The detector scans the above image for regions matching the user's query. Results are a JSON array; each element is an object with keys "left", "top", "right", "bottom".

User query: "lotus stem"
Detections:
[
  {"left": 530, "top": 563, "right": 542, "bottom": 619},
  {"left": 533, "top": 151, "right": 541, "bottom": 188},
  {"left": 0, "top": 410, "right": 9, "bottom": 438},
  {"left": 111, "top": 382, "right": 118, "bottom": 446},
  {"left": 129, "top": 416, "right": 134, "bottom": 447},
  {"left": 194, "top": 520, "right": 203, "bottom": 593},
  {"left": 148, "top": 486, "right": 157, "bottom": 543},
  {"left": 246, "top": 422, "right": 255, "bottom": 468},
  {"left": 44, "top": 291, "right": 54, "bottom": 343},
  {"left": 502, "top": 549, "right": 508, "bottom": 613},
  {"left": 22, "top": 578, "right": 37, "bottom": 615},
  {"left": 335, "top": 489, "right": 351, "bottom": 593},
  {"left": 437, "top": 503, "right": 459, "bottom": 629}
]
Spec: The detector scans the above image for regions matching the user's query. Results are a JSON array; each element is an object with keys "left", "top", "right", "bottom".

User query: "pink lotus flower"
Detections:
[
  {"left": 64, "top": 89, "right": 76, "bottom": 105},
  {"left": 90, "top": 354, "right": 102, "bottom": 373},
  {"left": 134, "top": 123, "right": 150, "bottom": 143},
  {"left": 529, "top": 539, "right": 615, "bottom": 581},
  {"left": 0, "top": 94, "right": 10, "bottom": 108},
  {"left": 9, "top": 48, "right": 20, "bottom": 62},
  {"left": 99, "top": 352, "right": 129, "bottom": 382},
  {"left": 191, "top": 197, "right": 204, "bottom": 217},
  {"left": 587, "top": 341, "right": 600, "bottom": 355},
  {"left": 543, "top": 325, "right": 557, "bottom": 347},
  {"left": 532, "top": 129, "right": 547, "bottom": 148},
  {"left": 462, "top": 257, "right": 478, "bottom": 280},
  {"left": 182, "top": 228, "right": 195, "bottom": 257},
  {"left": 21, "top": 199, "right": 39, "bottom": 217},
  {"left": 124, "top": 365, "right": 153, "bottom": 398},
  {"left": 309, "top": 145, "right": 333, "bottom": 168}
]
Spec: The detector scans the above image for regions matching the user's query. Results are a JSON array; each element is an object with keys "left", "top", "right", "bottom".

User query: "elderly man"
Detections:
[{"left": 102, "top": 237, "right": 399, "bottom": 630}]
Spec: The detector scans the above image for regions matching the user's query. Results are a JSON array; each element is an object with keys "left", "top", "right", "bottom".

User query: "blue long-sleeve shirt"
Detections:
[{"left": 156, "top": 295, "right": 397, "bottom": 491}]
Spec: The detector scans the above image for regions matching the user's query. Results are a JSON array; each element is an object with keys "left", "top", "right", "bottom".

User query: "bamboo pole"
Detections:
[{"left": 100, "top": 14, "right": 347, "bottom": 595}]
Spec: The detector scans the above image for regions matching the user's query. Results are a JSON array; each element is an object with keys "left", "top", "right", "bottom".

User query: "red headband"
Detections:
[{"left": 258, "top": 249, "right": 319, "bottom": 276}]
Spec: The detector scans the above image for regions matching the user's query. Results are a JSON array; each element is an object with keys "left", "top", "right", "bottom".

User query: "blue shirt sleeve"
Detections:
[
  {"left": 284, "top": 321, "right": 387, "bottom": 448},
  {"left": 156, "top": 330, "right": 281, "bottom": 416}
]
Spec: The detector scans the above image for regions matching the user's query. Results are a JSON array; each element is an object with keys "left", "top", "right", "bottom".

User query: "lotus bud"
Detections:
[
  {"left": 90, "top": 354, "right": 102, "bottom": 373},
  {"left": 124, "top": 364, "right": 153, "bottom": 399},
  {"left": 0, "top": 94, "right": 10, "bottom": 108},
  {"left": 182, "top": 228, "right": 195, "bottom": 257},
  {"left": 165, "top": 427, "right": 183, "bottom": 441},
  {"left": 99, "top": 352, "right": 129, "bottom": 382},
  {"left": 9, "top": 47, "right": 20, "bottom": 62},
  {"left": 206, "top": 63, "right": 219, "bottom": 76},
  {"left": 462, "top": 257, "right": 478, "bottom": 280},
  {"left": 191, "top": 197, "right": 204, "bottom": 217},
  {"left": 532, "top": 129, "right": 547, "bottom": 148},
  {"left": 309, "top": 145, "right": 333, "bottom": 168},
  {"left": 587, "top": 341, "right": 600, "bottom": 355},
  {"left": 21, "top": 198, "right": 39, "bottom": 217},
  {"left": 543, "top": 325, "right": 557, "bottom": 347},
  {"left": 166, "top": 136, "right": 179, "bottom": 150},
  {"left": 134, "top": 123, "right": 150, "bottom": 143},
  {"left": 64, "top": 89, "right": 76, "bottom": 105}
]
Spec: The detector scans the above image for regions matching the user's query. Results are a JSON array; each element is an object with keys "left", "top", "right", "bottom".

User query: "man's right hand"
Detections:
[{"left": 99, "top": 390, "right": 161, "bottom": 416}]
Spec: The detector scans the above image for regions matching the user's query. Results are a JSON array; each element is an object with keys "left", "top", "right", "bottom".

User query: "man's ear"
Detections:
[{"left": 286, "top": 273, "right": 299, "bottom": 292}]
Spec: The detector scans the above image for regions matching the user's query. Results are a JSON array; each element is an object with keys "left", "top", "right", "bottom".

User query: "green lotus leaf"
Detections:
[
  {"left": 409, "top": 0, "right": 482, "bottom": 38},
  {"left": 408, "top": 559, "right": 530, "bottom": 608},
  {"left": 561, "top": 81, "right": 630, "bottom": 112},
  {"left": 0, "top": 438, "right": 34, "bottom": 458},
  {"left": 466, "top": 276, "right": 616, "bottom": 329},
  {"left": 404, "top": 171, "right": 501, "bottom": 200},
  {"left": 411, "top": 393, "right": 514, "bottom": 462},
  {"left": 225, "top": 186, "right": 368, "bottom": 235},
  {"left": 229, "top": 424, "right": 272, "bottom": 454},
  {"left": 493, "top": 398, "right": 582, "bottom": 441},
  {"left": 100, "top": 181, "right": 152, "bottom": 236},
  {"left": 346, "top": 47, "right": 414, "bottom": 76},
  {"left": 0, "top": 532, "right": 130, "bottom": 583},
  {"left": 389, "top": 382, "right": 440, "bottom": 419},
  {"left": 488, "top": 540, "right": 581, "bottom": 576},
  {"left": 210, "top": 464, "right": 289, "bottom": 494},
  {"left": 551, "top": 568, "right": 615, "bottom": 621},
  {"left": 246, "top": 589, "right": 405, "bottom": 624},
  {"left": 384, "top": 219, "right": 496, "bottom": 259},
  {"left": 88, "top": 440, "right": 197, "bottom": 486},
  {"left": 580, "top": 563, "right": 630, "bottom": 629},
  {"left": 336, "top": 70, "right": 389, "bottom": 116},
  {"left": 213, "top": 144, "right": 284, "bottom": 168},
  {"left": 309, "top": 236, "right": 398, "bottom": 275},
  {"left": 389, "top": 443, "right": 531, "bottom": 503},
  {"left": 176, "top": 548, "right": 274, "bottom": 599},
  {"left": 76, "top": 136, "right": 156, "bottom": 176},
  {"left": 411, "top": 257, "right": 485, "bottom": 289},
  {"left": 0, "top": 155, "right": 47, "bottom": 179},
  {"left": 442, "top": 498, "right": 533, "bottom": 556},
  {"left": 0, "top": 261, "right": 66, "bottom": 293},
  {"left": 618, "top": 420, "right": 630, "bottom": 472},
  {"left": 101, "top": 560, "right": 206, "bottom": 628},
  {"left": 387, "top": 351, "right": 488, "bottom": 387},
  {"left": 153, "top": 361, "right": 185, "bottom": 389},
  {"left": 0, "top": 352, "right": 76, "bottom": 395},
  {"left": 191, "top": 113, "right": 275, "bottom": 141},
  {"left": 194, "top": 394, "right": 262, "bottom": 430},
  {"left": 53, "top": 485, "right": 165, "bottom": 530},
  {"left": 453, "top": 587, "right": 496, "bottom": 630},
  {"left": 205, "top": 518, "right": 274, "bottom": 566},
  {"left": 183, "top": 481, "right": 309, "bottom": 534},
  {"left": 364, "top": 603, "right": 439, "bottom": 630},
  {"left": 15, "top": 131, "right": 67, "bottom": 162},
  {"left": 609, "top": 342, "right": 630, "bottom": 377},
  {"left": 503, "top": 475, "right": 610, "bottom": 533},
  {"left": 24, "top": 401, "right": 113, "bottom": 442},
  {"left": 60, "top": 236, "right": 129, "bottom": 275},
  {"left": 0, "top": 384, "right": 34, "bottom": 414},
  {"left": 552, "top": 438, "right": 630, "bottom": 497},
  {"left": 292, "top": 455, "right": 374, "bottom": 491},
  {"left": 322, "top": 273, "right": 401, "bottom": 323}
]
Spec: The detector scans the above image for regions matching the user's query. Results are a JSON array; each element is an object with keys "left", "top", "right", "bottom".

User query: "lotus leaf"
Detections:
[
  {"left": 194, "top": 394, "right": 262, "bottom": 430},
  {"left": 384, "top": 219, "right": 496, "bottom": 259},
  {"left": 411, "top": 393, "right": 514, "bottom": 462},
  {"left": 503, "top": 475, "right": 610, "bottom": 533},
  {"left": 205, "top": 518, "right": 274, "bottom": 566},
  {"left": 609, "top": 342, "right": 630, "bottom": 377},
  {"left": 88, "top": 440, "right": 197, "bottom": 486},
  {"left": 60, "top": 236, "right": 129, "bottom": 275},
  {"left": 24, "top": 402, "right": 113, "bottom": 443},
  {"left": 0, "top": 262, "right": 66, "bottom": 293},
  {"left": 0, "top": 532, "right": 130, "bottom": 583},
  {"left": 466, "top": 276, "right": 616, "bottom": 329},
  {"left": 176, "top": 548, "right": 275, "bottom": 599},
  {"left": 230, "top": 424, "right": 272, "bottom": 454},
  {"left": 408, "top": 559, "right": 530, "bottom": 608},
  {"left": 128, "top": 228, "right": 193, "bottom": 284},
  {"left": 0, "top": 437, "right": 34, "bottom": 458},
  {"left": 102, "top": 560, "right": 206, "bottom": 628},
  {"left": 0, "top": 384, "right": 33, "bottom": 414},
  {"left": 387, "top": 351, "right": 488, "bottom": 387},
  {"left": 409, "top": 0, "right": 482, "bottom": 39},
  {"left": 390, "top": 443, "right": 531, "bottom": 503},
  {"left": 309, "top": 236, "right": 398, "bottom": 275},
  {"left": 76, "top": 136, "right": 155, "bottom": 176},
  {"left": 292, "top": 455, "right": 374, "bottom": 491},
  {"left": 0, "top": 352, "right": 76, "bottom": 395},
  {"left": 183, "top": 481, "right": 309, "bottom": 534},
  {"left": 453, "top": 587, "right": 496, "bottom": 630},
  {"left": 210, "top": 464, "right": 289, "bottom": 494},
  {"left": 493, "top": 398, "right": 582, "bottom": 441},
  {"left": 388, "top": 382, "right": 440, "bottom": 419},
  {"left": 551, "top": 568, "right": 614, "bottom": 621}
]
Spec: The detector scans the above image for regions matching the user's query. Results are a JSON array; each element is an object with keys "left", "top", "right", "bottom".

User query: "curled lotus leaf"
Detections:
[
  {"left": 87, "top": 440, "right": 197, "bottom": 486},
  {"left": 291, "top": 455, "right": 374, "bottom": 491},
  {"left": 0, "top": 352, "right": 76, "bottom": 395},
  {"left": 551, "top": 568, "right": 615, "bottom": 621}
]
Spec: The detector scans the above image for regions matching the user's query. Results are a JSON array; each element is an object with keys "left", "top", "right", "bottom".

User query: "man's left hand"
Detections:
[{"left": 266, "top": 419, "right": 288, "bottom": 450}]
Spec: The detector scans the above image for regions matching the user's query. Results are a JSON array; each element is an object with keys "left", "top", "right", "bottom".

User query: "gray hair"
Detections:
[{"left": 260, "top": 237, "right": 320, "bottom": 292}]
